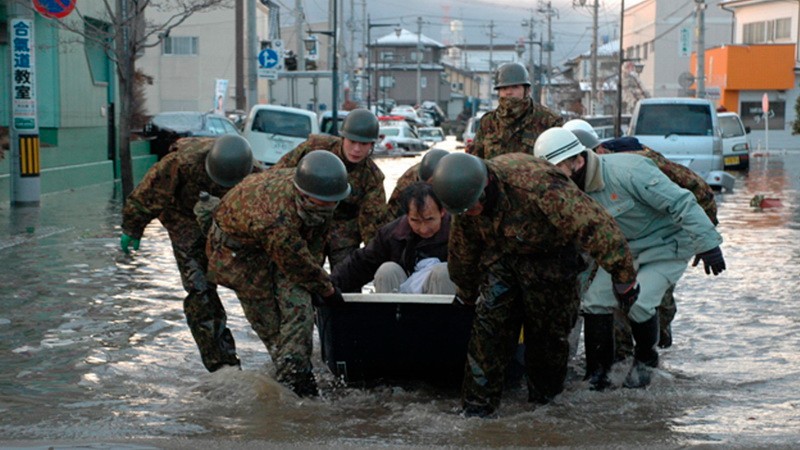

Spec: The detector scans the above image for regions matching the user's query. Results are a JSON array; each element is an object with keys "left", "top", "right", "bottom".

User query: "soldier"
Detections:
[
  {"left": 206, "top": 150, "right": 350, "bottom": 397},
  {"left": 272, "top": 109, "right": 391, "bottom": 269},
  {"left": 467, "top": 62, "right": 563, "bottom": 159},
  {"left": 332, "top": 182, "right": 455, "bottom": 295},
  {"left": 120, "top": 135, "right": 256, "bottom": 372},
  {"left": 387, "top": 148, "right": 449, "bottom": 217},
  {"left": 431, "top": 152, "right": 639, "bottom": 418},
  {"left": 534, "top": 128, "right": 725, "bottom": 390},
  {"left": 570, "top": 129, "right": 719, "bottom": 351}
]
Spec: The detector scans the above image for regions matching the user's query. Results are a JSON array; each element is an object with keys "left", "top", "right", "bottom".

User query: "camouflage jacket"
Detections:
[
  {"left": 449, "top": 153, "right": 636, "bottom": 300},
  {"left": 468, "top": 99, "right": 563, "bottom": 160},
  {"left": 122, "top": 138, "right": 238, "bottom": 249},
  {"left": 637, "top": 146, "right": 718, "bottom": 225},
  {"left": 207, "top": 169, "right": 332, "bottom": 296},
  {"left": 387, "top": 162, "right": 421, "bottom": 217},
  {"left": 272, "top": 134, "right": 390, "bottom": 249}
]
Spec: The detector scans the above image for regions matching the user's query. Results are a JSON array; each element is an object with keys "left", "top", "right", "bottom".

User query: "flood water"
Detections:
[{"left": 1, "top": 142, "right": 799, "bottom": 448}]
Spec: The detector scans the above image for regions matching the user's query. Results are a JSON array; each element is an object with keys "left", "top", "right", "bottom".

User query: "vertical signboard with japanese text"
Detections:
[{"left": 10, "top": 16, "right": 41, "bottom": 204}]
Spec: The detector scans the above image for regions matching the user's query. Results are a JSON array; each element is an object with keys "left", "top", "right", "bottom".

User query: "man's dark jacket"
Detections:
[{"left": 331, "top": 213, "right": 451, "bottom": 293}]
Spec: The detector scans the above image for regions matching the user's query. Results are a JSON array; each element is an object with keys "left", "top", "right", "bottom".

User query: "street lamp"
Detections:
[
  {"left": 306, "top": 0, "right": 339, "bottom": 135},
  {"left": 366, "top": 16, "right": 401, "bottom": 111}
]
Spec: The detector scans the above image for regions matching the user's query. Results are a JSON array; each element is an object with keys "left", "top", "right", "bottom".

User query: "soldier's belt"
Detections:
[{"left": 210, "top": 220, "right": 244, "bottom": 251}]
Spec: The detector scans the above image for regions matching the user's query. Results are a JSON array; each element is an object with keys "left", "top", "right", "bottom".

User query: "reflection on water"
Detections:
[{"left": 1, "top": 149, "right": 799, "bottom": 446}]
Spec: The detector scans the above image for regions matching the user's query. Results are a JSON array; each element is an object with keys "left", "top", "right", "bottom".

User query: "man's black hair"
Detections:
[{"left": 400, "top": 181, "right": 442, "bottom": 215}]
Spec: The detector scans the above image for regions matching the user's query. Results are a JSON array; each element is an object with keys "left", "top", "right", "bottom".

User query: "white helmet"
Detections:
[
  {"left": 563, "top": 119, "right": 599, "bottom": 140},
  {"left": 533, "top": 127, "right": 587, "bottom": 165}
]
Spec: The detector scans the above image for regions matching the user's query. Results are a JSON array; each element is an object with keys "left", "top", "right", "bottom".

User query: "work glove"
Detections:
[
  {"left": 693, "top": 246, "right": 726, "bottom": 276},
  {"left": 120, "top": 233, "right": 140, "bottom": 254},
  {"left": 613, "top": 281, "right": 640, "bottom": 313},
  {"left": 193, "top": 191, "right": 221, "bottom": 236},
  {"left": 312, "top": 286, "right": 345, "bottom": 307}
]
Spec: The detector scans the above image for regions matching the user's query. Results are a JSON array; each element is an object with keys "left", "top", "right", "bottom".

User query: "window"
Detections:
[
  {"left": 774, "top": 17, "right": 791, "bottom": 40},
  {"left": 380, "top": 51, "right": 394, "bottom": 61},
  {"left": 162, "top": 36, "right": 199, "bottom": 55},
  {"left": 84, "top": 18, "right": 111, "bottom": 84}
]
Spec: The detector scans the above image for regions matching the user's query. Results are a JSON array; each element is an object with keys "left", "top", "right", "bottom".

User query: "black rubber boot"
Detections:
[
  {"left": 288, "top": 371, "right": 319, "bottom": 398},
  {"left": 583, "top": 314, "right": 614, "bottom": 391},
  {"left": 624, "top": 314, "right": 660, "bottom": 389}
]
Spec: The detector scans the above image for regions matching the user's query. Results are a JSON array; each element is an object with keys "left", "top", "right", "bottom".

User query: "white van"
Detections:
[
  {"left": 242, "top": 105, "right": 319, "bottom": 166},
  {"left": 628, "top": 97, "right": 734, "bottom": 191}
]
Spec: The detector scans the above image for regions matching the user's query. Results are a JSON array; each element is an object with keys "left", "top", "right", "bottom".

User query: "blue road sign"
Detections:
[{"left": 258, "top": 49, "right": 280, "bottom": 69}]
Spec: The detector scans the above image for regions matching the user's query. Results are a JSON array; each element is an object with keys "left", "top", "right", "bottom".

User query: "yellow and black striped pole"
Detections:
[{"left": 18, "top": 135, "right": 40, "bottom": 177}]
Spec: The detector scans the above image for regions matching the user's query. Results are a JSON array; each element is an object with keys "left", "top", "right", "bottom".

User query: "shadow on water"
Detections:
[{"left": 1, "top": 153, "right": 799, "bottom": 447}]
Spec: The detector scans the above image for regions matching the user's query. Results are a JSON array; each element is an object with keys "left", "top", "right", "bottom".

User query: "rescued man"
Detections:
[
  {"left": 467, "top": 62, "right": 562, "bottom": 159},
  {"left": 120, "top": 135, "right": 256, "bottom": 372},
  {"left": 431, "top": 152, "right": 638, "bottom": 417},
  {"left": 332, "top": 182, "right": 455, "bottom": 295},
  {"left": 387, "top": 148, "right": 449, "bottom": 217},
  {"left": 271, "top": 108, "right": 391, "bottom": 269},
  {"left": 534, "top": 127, "right": 725, "bottom": 390},
  {"left": 206, "top": 150, "right": 350, "bottom": 397}
]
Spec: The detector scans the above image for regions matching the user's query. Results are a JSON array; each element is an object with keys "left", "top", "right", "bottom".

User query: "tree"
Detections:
[{"left": 32, "top": 0, "right": 229, "bottom": 198}]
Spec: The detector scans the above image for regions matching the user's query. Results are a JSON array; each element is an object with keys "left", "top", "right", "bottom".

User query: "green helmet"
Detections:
[
  {"left": 340, "top": 109, "right": 379, "bottom": 143},
  {"left": 494, "top": 62, "right": 531, "bottom": 90},
  {"left": 205, "top": 134, "right": 254, "bottom": 187},
  {"left": 431, "top": 153, "right": 488, "bottom": 214},
  {"left": 418, "top": 149, "right": 449, "bottom": 181},
  {"left": 293, "top": 150, "right": 351, "bottom": 202}
]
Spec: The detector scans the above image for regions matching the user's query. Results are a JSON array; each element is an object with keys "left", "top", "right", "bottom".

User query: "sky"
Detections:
[{"left": 284, "top": 0, "right": 644, "bottom": 66}]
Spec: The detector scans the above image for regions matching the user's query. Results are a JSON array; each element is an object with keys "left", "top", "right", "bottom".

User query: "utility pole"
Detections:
[
  {"left": 295, "top": 0, "right": 305, "bottom": 71},
  {"left": 614, "top": 0, "right": 625, "bottom": 138},
  {"left": 591, "top": 0, "right": 599, "bottom": 115},
  {"left": 695, "top": 0, "right": 706, "bottom": 98},
  {"left": 522, "top": 14, "right": 537, "bottom": 100},
  {"left": 538, "top": 1, "right": 558, "bottom": 107},
  {"left": 235, "top": 0, "right": 245, "bottom": 110},
  {"left": 487, "top": 20, "right": 495, "bottom": 107},
  {"left": 416, "top": 16, "right": 423, "bottom": 106},
  {"left": 247, "top": 0, "right": 258, "bottom": 109}
]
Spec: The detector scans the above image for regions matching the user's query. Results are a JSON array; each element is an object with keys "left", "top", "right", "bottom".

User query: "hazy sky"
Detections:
[{"left": 292, "top": 0, "right": 640, "bottom": 66}]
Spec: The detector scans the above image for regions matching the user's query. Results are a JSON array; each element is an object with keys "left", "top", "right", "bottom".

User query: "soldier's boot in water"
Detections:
[
  {"left": 624, "top": 314, "right": 660, "bottom": 389},
  {"left": 186, "top": 290, "right": 241, "bottom": 373},
  {"left": 205, "top": 328, "right": 241, "bottom": 372},
  {"left": 461, "top": 400, "right": 496, "bottom": 419},
  {"left": 583, "top": 314, "right": 614, "bottom": 391},
  {"left": 288, "top": 371, "right": 319, "bottom": 398}
]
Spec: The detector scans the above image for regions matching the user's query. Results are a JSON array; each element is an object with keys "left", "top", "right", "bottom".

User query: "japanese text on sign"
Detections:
[{"left": 11, "top": 18, "right": 37, "bottom": 130}]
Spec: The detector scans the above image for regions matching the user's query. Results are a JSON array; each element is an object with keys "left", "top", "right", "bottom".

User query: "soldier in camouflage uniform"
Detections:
[
  {"left": 535, "top": 128, "right": 725, "bottom": 390},
  {"left": 120, "top": 135, "right": 256, "bottom": 372},
  {"left": 431, "top": 152, "right": 638, "bottom": 418},
  {"left": 272, "top": 109, "right": 391, "bottom": 269},
  {"left": 206, "top": 150, "right": 350, "bottom": 397},
  {"left": 571, "top": 130, "right": 719, "bottom": 353},
  {"left": 467, "top": 62, "right": 563, "bottom": 160},
  {"left": 387, "top": 148, "right": 448, "bottom": 217}
]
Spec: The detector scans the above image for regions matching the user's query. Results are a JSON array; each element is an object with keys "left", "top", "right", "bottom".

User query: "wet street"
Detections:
[{"left": 1, "top": 143, "right": 799, "bottom": 449}]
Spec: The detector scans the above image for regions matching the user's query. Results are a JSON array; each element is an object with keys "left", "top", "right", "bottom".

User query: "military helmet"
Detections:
[
  {"left": 293, "top": 150, "right": 351, "bottom": 202},
  {"left": 563, "top": 119, "right": 599, "bottom": 139},
  {"left": 570, "top": 128, "right": 601, "bottom": 151},
  {"left": 431, "top": 153, "right": 488, "bottom": 214},
  {"left": 205, "top": 134, "right": 254, "bottom": 187},
  {"left": 533, "top": 127, "right": 587, "bottom": 165},
  {"left": 493, "top": 62, "right": 531, "bottom": 90},
  {"left": 340, "top": 109, "right": 380, "bottom": 143},
  {"left": 418, "top": 149, "right": 449, "bottom": 181}
]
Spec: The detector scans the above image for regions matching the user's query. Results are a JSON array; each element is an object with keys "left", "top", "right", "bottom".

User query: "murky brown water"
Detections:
[{"left": 1, "top": 142, "right": 799, "bottom": 448}]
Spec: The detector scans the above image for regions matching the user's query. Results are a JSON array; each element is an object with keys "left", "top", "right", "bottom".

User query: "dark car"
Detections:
[{"left": 142, "top": 111, "right": 241, "bottom": 159}]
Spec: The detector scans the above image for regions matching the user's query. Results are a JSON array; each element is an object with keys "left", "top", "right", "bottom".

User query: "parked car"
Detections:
[
  {"left": 242, "top": 105, "right": 319, "bottom": 166},
  {"left": 142, "top": 111, "right": 241, "bottom": 159},
  {"left": 319, "top": 110, "right": 350, "bottom": 135},
  {"left": 627, "top": 97, "right": 734, "bottom": 191},
  {"left": 417, "top": 127, "right": 445, "bottom": 147},
  {"left": 718, "top": 112, "right": 751, "bottom": 171},
  {"left": 375, "top": 122, "right": 429, "bottom": 156},
  {"left": 461, "top": 111, "right": 486, "bottom": 147}
]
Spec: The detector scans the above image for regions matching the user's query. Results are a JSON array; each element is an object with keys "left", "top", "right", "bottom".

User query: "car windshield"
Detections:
[
  {"left": 636, "top": 104, "right": 713, "bottom": 136},
  {"left": 381, "top": 127, "right": 401, "bottom": 137},
  {"left": 719, "top": 116, "right": 744, "bottom": 138},
  {"left": 252, "top": 110, "right": 312, "bottom": 138},
  {"left": 151, "top": 113, "right": 203, "bottom": 133},
  {"left": 418, "top": 129, "right": 442, "bottom": 138}
]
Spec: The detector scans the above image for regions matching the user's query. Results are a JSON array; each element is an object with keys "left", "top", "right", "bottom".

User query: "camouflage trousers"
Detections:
[
  {"left": 172, "top": 241, "right": 238, "bottom": 372},
  {"left": 462, "top": 259, "right": 580, "bottom": 413},
  {"left": 234, "top": 268, "right": 317, "bottom": 395},
  {"left": 614, "top": 285, "right": 677, "bottom": 360}
]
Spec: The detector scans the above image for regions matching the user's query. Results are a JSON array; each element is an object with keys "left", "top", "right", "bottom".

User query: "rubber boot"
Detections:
[
  {"left": 288, "top": 370, "right": 319, "bottom": 398},
  {"left": 624, "top": 314, "right": 660, "bottom": 389},
  {"left": 583, "top": 314, "right": 614, "bottom": 391}
]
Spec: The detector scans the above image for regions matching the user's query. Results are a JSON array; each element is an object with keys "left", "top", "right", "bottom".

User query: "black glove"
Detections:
[
  {"left": 313, "top": 286, "right": 345, "bottom": 307},
  {"left": 613, "top": 281, "right": 640, "bottom": 312},
  {"left": 693, "top": 246, "right": 726, "bottom": 276}
]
